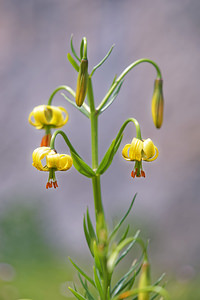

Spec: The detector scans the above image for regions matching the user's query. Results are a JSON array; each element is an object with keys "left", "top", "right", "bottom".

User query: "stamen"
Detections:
[
  {"left": 53, "top": 181, "right": 58, "bottom": 189},
  {"left": 131, "top": 170, "right": 135, "bottom": 178},
  {"left": 141, "top": 170, "right": 146, "bottom": 177}
]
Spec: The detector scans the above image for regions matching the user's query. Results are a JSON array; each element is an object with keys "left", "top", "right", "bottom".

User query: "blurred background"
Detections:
[{"left": 0, "top": 0, "right": 200, "bottom": 299}]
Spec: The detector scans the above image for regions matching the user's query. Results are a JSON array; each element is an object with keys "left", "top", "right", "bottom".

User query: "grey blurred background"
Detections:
[{"left": 0, "top": 0, "right": 200, "bottom": 297}]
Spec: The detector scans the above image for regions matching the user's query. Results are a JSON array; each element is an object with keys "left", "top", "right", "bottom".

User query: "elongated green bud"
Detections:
[
  {"left": 75, "top": 59, "right": 88, "bottom": 107},
  {"left": 138, "top": 260, "right": 151, "bottom": 300},
  {"left": 151, "top": 79, "right": 164, "bottom": 128}
]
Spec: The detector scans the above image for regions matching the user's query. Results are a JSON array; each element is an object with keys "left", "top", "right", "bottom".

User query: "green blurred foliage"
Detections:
[
  {"left": 0, "top": 202, "right": 200, "bottom": 299},
  {"left": 0, "top": 203, "right": 72, "bottom": 299}
]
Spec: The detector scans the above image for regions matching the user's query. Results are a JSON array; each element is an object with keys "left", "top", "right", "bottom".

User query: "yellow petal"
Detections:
[
  {"left": 129, "top": 138, "right": 143, "bottom": 161},
  {"left": 29, "top": 105, "right": 68, "bottom": 129},
  {"left": 145, "top": 146, "right": 159, "bottom": 162},
  {"left": 32, "top": 147, "right": 53, "bottom": 171},
  {"left": 122, "top": 144, "right": 131, "bottom": 160},
  {"left": 46, "top": 153, "right": 73, "bottom": 171},
  {"left": 142, "top": 138, "right": 156, "bottom": 159}
]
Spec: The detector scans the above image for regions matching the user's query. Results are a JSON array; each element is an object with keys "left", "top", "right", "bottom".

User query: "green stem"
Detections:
[
  {"left": 87, "top": 77, "right": 104, "bottom": 219},
  {"left": 48, "top": 85, "right": 75, "bottom": 105},
  {"left": 50, "top": 130, "right": 78, "bottom": 156},
  {"left": 115, "top": 118, "right": 142, "bottom": 142},
  {"left": 97, "top": 58, "right": 162, "bottom": 112}
]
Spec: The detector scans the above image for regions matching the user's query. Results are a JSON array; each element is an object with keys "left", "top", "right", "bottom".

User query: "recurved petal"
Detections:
[
  {"left": 32, "top": 147, "right": 53, "bottom": 171},
  {"left": 46, "top": 153, "right": 73, "bottom": 171},
  {"left": 129, "top": 138, "right": 143, "bottom": 161},
  {"left": 122, "top": 144, "right": 131, "bottom": 160},
  {"left": 145, "top": 146, "right": 159, "bottom": 162},
  {"left": 142, "top": 138, "right": 156, "bottom": 159}
]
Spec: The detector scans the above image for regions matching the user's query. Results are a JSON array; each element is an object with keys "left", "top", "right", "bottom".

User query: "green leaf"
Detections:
[
  {"left": 113, "top": 133, "right": 123, "bottom": 154},
  {"left": 78, "top": 274, "right": 96, "bottom": 300},
  {"left": 68, "top": 287, "right": 87, "bottom": 300},
  {"left": 93, "top": 241, "right": 102, "bottom": 275},
  {"left": 87, "top": 208, "right": 96, "bottom": 241},
  {"left": 71, "top": 151, "right": 96, "bottom": 178},
  {"left": 118, "top": 225, "right": 130, "bottom": 244},
  {"left": 80, "top": 38, "right": 84, "bottom": 60},
  {"left": 83, "top": 215, "right": 94, "bottom": 256},
  {"left": 115, "top": 230, "right": 140, "bottom": 266},
  {"left": 96, "top": 139, "right": 115, "bottom": 175},
  {"left": 99, "top": 80, "right": 124, "bottom": 114},
  {"left": 111, "top": 260, "right": 141, "bottom": 296},
  {"left": 93, "top": 266, "right": 103, "bottom": 299},
  {"left": 70, "top": 34, "right": 81, "bottom": 62},
  {"left": 107, "top": 237, "right": 136, "bottom": 274},
  {"left": 109, "top": 194, "right": 137, "bottom": 241},
  {"left": 107, "top": 286, "right": 111, "bottom": 300},
  {"left": 90, "top": 44, "right": 115, "bottom": 77},
  {"left": 96, "top": 131, "right": 123, "bottom": 176},
  {"left": 61, "top": 93, "right": 90, "bottom": 118},
  {"left": 114, "top": 285, "right": 170, "bottom": 300},
  {"left": 67, "top": 53, "right": 79, "bottom": 72},
  {"left": 68, "top": 257, "right": 95, "bottom": 287}
]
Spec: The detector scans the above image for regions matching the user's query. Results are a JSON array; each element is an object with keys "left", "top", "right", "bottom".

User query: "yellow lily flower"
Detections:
[
  {"left": 32, "top": 147, "right": 73, "bottom": 189},
  {"left": 122, "top": 138, "right": 158, "bottom": 178},
  {"left": 29, "top": 105, "right": 68, "bottom": 130}
]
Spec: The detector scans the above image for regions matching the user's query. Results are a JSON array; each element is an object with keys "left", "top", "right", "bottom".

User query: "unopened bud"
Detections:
[
  {"left": 151, "top": 79, "right": 164, "bottom": 129},
  {"left": 75, "top": 59, "right": 88, "bottom": 107},
  {"left": 138, "top": 260, "right": 151, "bottom": 300}
]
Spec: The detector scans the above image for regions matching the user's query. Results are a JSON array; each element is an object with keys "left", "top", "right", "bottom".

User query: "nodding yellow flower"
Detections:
[
  {"left": 32, "top": 147, "right": 73, "bottom": 189},
  {"left": 29, "top": 105, "right": 68, "bottom": 130},
  {"left": 122, "top": 138, "right": 158, "bottom": 178}
]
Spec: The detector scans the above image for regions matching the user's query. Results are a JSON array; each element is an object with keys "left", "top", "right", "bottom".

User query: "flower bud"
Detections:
[
  {"left": 138, "top": 260, "right": 151, "bottom": 300},
  {"left": 151, "top": 79, "right": 164, "bottom": 129},
  {"left": 75, "top": 59, "right": 88, "bottom": 107}
]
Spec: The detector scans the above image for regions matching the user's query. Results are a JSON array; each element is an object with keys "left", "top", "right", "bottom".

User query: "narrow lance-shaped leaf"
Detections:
[
  {"left": 70, "top": 151, "right": 96, "bottom": 178},
  {"left": 68, "top": 287, "right": 87, "bottom": 300},
  {"left": 90, "top": 44, "right": 115, "bottom": 77},
  {"left": 87, "top": 208, "right": 97, "bottom": 241},
  {"left": 67, "top": 53, "right": 79, "bottom": 72},
  {"left": 109, "top": 194, "right": 137, "bottom": 241},
  {"left": 116, "top": 230, "right": 140, "bottom": 266},
  {"left": 93, "top": 241, "right": 102, "bottom": 275},
  {"left": 83, "top": 215, "right": 94, "bottom": 256},
  {"left": 96, "top": 133, "right": 123, "bottom": 175},
  {"left": 114, "top": 267, "right": 141, "bottom": 297},
  {"left": 99, "top": 80, "right": 124, "bottom": 114},
  {"left": 70, "top": 34, "right": 81, "bottom": 62},
  {"left": 80, "top": 38, "right": 84, "bottom": 60},
  {"left": 119, "top": 225, "right": 130, "bottom": 244},
  {"left": 61, "top": 93, "right": 90, "bottom": 118},
  {"left": 107, "top": 237, "right": 135, "bottom": 274},
  {"left": 111, "top": 260, "right": 142, "bottom": 296},
  {"left": 68, "top": 257, "right": 95, "bottom": 287},
  {"left": 113, "top": 285, "right": 170, "bottom": 300},
  {"left": 96, "top": 139, "right": 115, "bottom": 175},
  {"left": 93, "top": 266, "right": 104, "bottom": 300},
  {"left": 78, "top": 274, "right": 96, "bottom": 300}
]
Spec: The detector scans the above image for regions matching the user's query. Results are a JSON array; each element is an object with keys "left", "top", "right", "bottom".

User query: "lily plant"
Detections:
[{"left": 29, "top": 35, "right": 168, "bottom": 300}]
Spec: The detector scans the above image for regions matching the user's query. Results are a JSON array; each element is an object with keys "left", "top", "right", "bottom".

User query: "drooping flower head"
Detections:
[
  {"left": 29, "top": 105, "right": 68, "bottom": 130},
  {"left": 32, "top": 147, "right": 73, "bottom": 189},
  {"left": 122, "top": 138, "right": 158, "bottom": 178}
]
